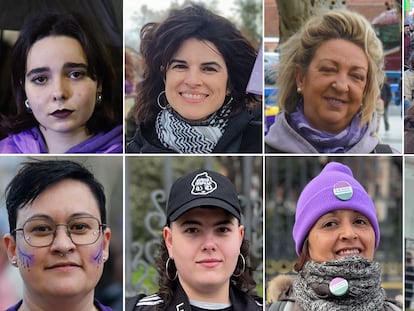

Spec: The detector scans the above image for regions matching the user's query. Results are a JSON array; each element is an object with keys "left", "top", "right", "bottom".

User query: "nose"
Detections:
[
  {"left": 332, "top": 74, "right": 349, "bottom": 92},
  {"left": 339, "top": 223, "right": 358, "bottom": 241},
  {"left": 184, "top": 68, "right": 202, "bottom": 86},
  {"left": 50, "top": 225, "right": 75, "bottom": 254},
  {"left": 201, "top": 232, "right": 217, "bottom": 251},
  {"left": 52, "top": 77, "right": 69, "bottom": 101}
]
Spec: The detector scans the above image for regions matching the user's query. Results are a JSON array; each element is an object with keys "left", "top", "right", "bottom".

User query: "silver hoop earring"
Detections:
[
  {"left": 165, "top": 257, "right": 178, "bottom": 281},
  {"left": 24, "top": 99, "right": 32, "bottom": 113},
  {"left": 96, "top": 93, "right": 102, "bottom": 105},
  {"left": 11, "top": 260, "right": 17, "bottom": 267},
  {"left": 232, "top": 253, "right": 246, "bottom": 277},
  {"left": 225, "top": 96, "right": 233, "bottom": 106},
  {"left": 157, "top": 91, "right": 168, "bottom": 110}
]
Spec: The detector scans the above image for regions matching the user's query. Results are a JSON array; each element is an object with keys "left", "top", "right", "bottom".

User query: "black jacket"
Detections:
[
  {"left": 126, "top": 109, "right": 262, "bottom": 153},
  {"left": 126, "top": 282, "right": 263, "bottom": 311}
]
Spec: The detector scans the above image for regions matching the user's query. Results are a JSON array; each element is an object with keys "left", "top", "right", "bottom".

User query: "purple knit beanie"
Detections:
[{"left": 293, "top": 162, "right": 380, "bottom": 255}]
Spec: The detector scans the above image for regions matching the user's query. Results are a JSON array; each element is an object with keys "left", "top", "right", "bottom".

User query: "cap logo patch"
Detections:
[
  {"left": 333, "top": 181, "right": 353, "bottom": 201},
  {"left": 191, "top": 172, "right": 217, "bottom": 195}
]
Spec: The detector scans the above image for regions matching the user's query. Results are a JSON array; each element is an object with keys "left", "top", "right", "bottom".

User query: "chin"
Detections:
[{"left": 45, "top": 286, "right": 84, "bottom": 297}]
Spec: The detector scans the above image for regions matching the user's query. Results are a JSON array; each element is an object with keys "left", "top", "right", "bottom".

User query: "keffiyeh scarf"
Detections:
[{"left": 294, "top": 256, "right": 385, "bottom": 311}]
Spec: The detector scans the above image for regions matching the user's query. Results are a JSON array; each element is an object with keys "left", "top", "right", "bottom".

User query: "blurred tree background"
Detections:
[{"left": 125, "top": 156, "right": 263, "bottom": 296}]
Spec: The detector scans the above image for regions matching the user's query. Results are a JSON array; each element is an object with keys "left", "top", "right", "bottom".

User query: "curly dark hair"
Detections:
[
  {"left": 132, "top": 3, "right": 260, "bottom": 126},
  {"left": 155, "top": 235, "right": 258, "bottom": 308}
]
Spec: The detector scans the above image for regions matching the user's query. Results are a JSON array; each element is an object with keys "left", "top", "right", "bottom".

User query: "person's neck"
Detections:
[
  {"left": 180, "top": 278, "right": 231, "bottom": 305},
  {"left": 39, "top": 126, "right": 93, "bottom": 153},
  {"left": 19, "top": 291, "right": 98, "bottom": 311}
]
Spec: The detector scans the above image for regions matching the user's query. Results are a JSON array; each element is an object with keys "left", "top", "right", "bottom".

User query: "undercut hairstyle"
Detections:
[{"left": 5, "top": 159, "right": 107, "bottom": 234}]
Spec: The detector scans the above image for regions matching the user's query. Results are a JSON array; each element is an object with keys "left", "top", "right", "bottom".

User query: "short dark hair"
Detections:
[
  {"left": 2, "top": 10, "right": 121, "bottom": 135},
  {"left": 5, "top": 159, "right": 106, "bottom": 234}
]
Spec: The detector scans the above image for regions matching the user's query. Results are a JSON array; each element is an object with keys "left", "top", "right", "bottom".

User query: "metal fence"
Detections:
[
  {"left": 265, "top": 156, "right": 403, "bottom": 300},
  {"left": 125, "top": 156, "right": 263, "bottom": 297}
]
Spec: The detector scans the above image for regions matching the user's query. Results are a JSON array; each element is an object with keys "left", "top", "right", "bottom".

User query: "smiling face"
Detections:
[
  {"left": 307, "top": 209, "right": 375, "bottom": 262},
  {"left": 165, "top": 38, "right": 229, "bottom": 121},
  {"left": 3, "top": 179, "right": 110, "bottom": 304},
  {"left": 164, "top": 208, "right": 243, "bottom": 302},
  {"left": 296, "top": 39, "right": 368, "bottom": 133},
  {"left": 24, "top": 36, "right": 100, "bottom": 141}
]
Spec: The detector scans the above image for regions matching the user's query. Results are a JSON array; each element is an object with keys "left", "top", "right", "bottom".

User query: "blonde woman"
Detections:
[{"left": 265, "top": 10, "right": 397, "bottom": 153}]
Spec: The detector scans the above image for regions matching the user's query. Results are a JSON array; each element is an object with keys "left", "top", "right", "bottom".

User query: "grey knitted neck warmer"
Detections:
[{"left": 293, "top": 256, "right": 385, "bottom": 311}]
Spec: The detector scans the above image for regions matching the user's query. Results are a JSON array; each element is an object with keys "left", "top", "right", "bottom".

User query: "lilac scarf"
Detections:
[{"left": 289, "top": 104, "right": 367, "bottom": 153}]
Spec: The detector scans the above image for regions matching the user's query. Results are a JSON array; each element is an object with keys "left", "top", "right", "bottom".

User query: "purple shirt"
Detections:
[
  {"left": 0, "top": 125, "right": 123, "bottom": 153},
  {"left": 6, "top": 299, "right": 113, "bottom": 311}
]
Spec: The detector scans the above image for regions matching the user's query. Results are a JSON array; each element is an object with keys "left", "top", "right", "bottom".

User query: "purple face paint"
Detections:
[
  {"left": 91, "top": 239, "right": 104, "bottom": 265},
  {"left": 18, "top": 246, "right": 34, "bottom": 269}
]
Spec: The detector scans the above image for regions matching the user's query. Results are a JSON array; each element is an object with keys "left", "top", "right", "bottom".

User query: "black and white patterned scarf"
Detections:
[
  {"left": 155, "top": 101, "right": 232, "bottom": 153},
  {"left": 293, "top": 256, "right": 386, "bottom": 311}
]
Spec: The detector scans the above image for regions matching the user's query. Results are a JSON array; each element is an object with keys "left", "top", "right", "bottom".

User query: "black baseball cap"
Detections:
[{"left": 166, "top": 169, "right": 241, "bottom": 224}]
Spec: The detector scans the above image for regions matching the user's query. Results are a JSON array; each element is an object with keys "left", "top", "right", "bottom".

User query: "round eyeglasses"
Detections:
[{"left": 12, "top": 216, "right": 106, "bottom": 247}]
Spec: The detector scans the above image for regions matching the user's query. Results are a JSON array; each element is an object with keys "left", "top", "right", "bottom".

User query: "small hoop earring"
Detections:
[
  {"left": 165, "top": 257, "right": 178, "bottom": 281},
  {"left": 96, "top": 93, "right": 102, "bottom": 105},
  {"left": 232, "top": 253, "right": 246, "bottom": 277},
  {"left": 11, "top": 260, "right": 17, "bottom": 267},
  {"left": 157, "top": 91, "right": 168, "bottom": 110},
  {"left": 225, "top": 96, "right": 233, "bottom": 106},
  {"left": 24, "top": 99, "right": 32, "bottom": 113}
]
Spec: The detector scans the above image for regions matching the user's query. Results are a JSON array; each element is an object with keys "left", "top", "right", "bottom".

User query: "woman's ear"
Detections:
[
  {"left": 97, "top": 81, "right": 103, "bottom": 93},
  {"left": 238, "top": 225, "right": 245, "bottom": 248},
  {"left": 163, "top": 226, "right": 173, "bottom": 258},
  {"left": 295, "top": 64, "right": 304, "bottom": 90},
  {"left": 3, "top": 234, "right": 17, "bottom": 264},
  {"left": 102, "top": 228, "right": 111, "bottom": 261}
]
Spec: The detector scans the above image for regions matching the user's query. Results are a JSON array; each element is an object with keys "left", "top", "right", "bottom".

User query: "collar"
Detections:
[{"left": 167, "top": 281, "right": 262, "bottom": 311}]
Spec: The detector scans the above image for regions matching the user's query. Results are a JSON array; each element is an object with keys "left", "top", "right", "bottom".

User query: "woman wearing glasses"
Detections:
[{"left": 2, "top": 160, "right": 112, "bottom": 311}]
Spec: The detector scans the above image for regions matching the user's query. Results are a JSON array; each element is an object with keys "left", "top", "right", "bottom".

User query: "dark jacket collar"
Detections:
[{"left": 167, "top": 282, "right": 262, "bottom": 311}]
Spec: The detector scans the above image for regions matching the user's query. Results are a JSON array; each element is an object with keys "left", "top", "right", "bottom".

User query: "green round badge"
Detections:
[
  {"left": 333, "top": 181, "right": 353, "bottom": 201},
  {"left": 329, "top": 277, "right": 349, "bottom": 296}
]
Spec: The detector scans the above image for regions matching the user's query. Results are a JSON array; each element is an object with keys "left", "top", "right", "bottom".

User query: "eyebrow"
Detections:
[
  {"left": 319, "top": 59, "right": 367, "bottom": 72},
  {"left": 26, "top": 62, "right": 89, "bottom": 78},
  {"left": 23, "top": 212, "right": 97, "bottom": 222},
  {"left": 169, "top": 59, "right": 224, "bottom": 69}
]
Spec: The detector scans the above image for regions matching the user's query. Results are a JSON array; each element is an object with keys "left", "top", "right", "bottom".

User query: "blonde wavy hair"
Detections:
[{"left": 277, "top": 9, "right": 385, "bottom": 126}]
